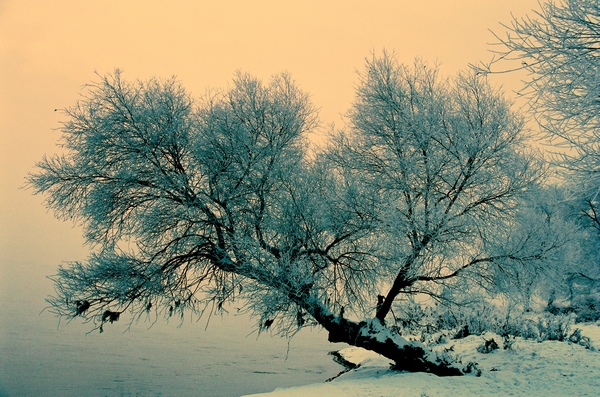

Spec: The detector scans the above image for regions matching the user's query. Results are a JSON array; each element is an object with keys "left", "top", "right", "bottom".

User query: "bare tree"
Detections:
[
  {"left": 327, "top": 54, "right": 552, "bottom": 321},
  {"left": 30, "top": 58, "right": 552, "bottom": 376},
  {"left": 489, "top": 183, "right": 598, "bottom": 310},
  {"left": 484, "top": 0, "right": 600, "bottom": 230}
]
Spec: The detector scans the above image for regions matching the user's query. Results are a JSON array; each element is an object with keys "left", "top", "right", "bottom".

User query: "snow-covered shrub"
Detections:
[
  {"left": 502, "top": 334, "right": 516, "bottom": 350},
  {"left": 568, "top": 328, "right": 594, "bottom": 350},
  {"left": 432, "top": 346, "right": 456, "bottom": 366},
  {"left": 432, "top": 305, "right": 460, "bottom": 331},
  {"left": 464, "top": 306, "right": 498, "bottom": 336},
  {"left": 412, "top": 303, "right": 495, "bottom": 338},
  {"left": 453, "top": 325, "right": 471, "bottom": 340},
  {"left": 394, "top": 298, "right": 593, "bottom": 347},
  {"left": 395, "top": 299, "right": 427, "bottom": 333},
  {"left": 495, "top": 311, "right": 538, "bottom": 340},
  {"left": 545, "top": 295, "right": 599, "bottom": 323},
  {"left": 421, "top": 331, "right": 448, "bottom": 346},
  {"left": 476, "top": 338, "right": 499, "bottom": 354},
  {"left": 405, "top": 301, "right": 513, "bottom": 338},
  {"left": 510, "top": 317, "right": 539, "bottom": 340},
  {"left": 572, "top": 296, "right": 600, "bottom": 323},
  {"left": 545, "top": 302, "right": 574, "bottom": 316},
  {"left": 536, "top": 313, "right": 572, "bottom": 342},
  {"left": 428, "top": 344, "right": 481, "bottom": 376}
]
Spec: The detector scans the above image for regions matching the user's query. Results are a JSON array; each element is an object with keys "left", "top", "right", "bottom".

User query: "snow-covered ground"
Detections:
[{"left": 244, "top": 322, "right": 600, "bottom": 397}]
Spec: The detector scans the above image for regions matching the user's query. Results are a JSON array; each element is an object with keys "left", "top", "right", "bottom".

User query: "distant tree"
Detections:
[
  {"left": 488, "top": 183, "right": 598, "bottom": 310},
  {"left": 30, "top": 56, "right": 553, "bottom": 376},
  {"left": 484, "top": 0, "right": 600, "bottom": 230}
]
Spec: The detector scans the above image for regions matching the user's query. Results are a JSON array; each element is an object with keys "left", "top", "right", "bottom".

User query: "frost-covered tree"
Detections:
[
  {"left": 488, "top": 183, "right": 598, "bottom": 310},
  {"left": 327, "top": 55, "right": 553, "bottom": 318},
  {"left": 485, "top": 0, "right": 600, "bottom": 231},
  {"left": 30, "top": 57, "right": 553, "bottom": 376}
]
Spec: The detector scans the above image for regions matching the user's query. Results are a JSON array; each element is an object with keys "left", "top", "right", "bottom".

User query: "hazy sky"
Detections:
[{"left": 0, "top": 0, "right": 540, "bottom": 275}]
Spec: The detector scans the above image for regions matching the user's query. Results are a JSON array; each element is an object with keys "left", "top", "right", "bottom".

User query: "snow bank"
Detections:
[{"left": 243, "top": 323, "right": 600, "bottom": 397}]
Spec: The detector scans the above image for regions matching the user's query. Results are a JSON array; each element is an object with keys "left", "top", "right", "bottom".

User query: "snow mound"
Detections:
[{"left": 243, "top": 322, "right": 600, "bottom": 397}]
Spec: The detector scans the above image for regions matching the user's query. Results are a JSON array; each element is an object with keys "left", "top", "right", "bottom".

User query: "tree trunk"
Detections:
[
  {"left": 376, "top": 246, "right": 429, "bottom": 323},
  {"left": 375, "top": 270, "right": 412, "bottom": 323},
  {"left": 306, "top": 298, "right": 472, "bottom": 376}
]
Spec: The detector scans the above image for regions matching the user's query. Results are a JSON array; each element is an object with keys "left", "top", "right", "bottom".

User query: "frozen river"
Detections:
[{"left": 0, "top": 262, "right": 345, "bottom": 397}]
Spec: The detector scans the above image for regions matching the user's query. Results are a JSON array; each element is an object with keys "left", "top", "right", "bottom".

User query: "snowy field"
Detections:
[{"left": 245, "top": 323, "right": 600, "bottom": 397}]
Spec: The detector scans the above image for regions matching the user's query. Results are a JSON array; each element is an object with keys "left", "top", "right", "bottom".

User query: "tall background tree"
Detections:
[
  {"left": 480, "top": 0, "right": 600, "bottom": 303},
  {"left": 30, "top": 54, "right": 557, "bottom": 375},
  {"left": 487, "top": 0, "right": 600, "bottom": 231}
]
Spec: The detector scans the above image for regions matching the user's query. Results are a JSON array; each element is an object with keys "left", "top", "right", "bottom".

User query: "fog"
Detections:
[
  {"left": 0, "top": 1, "right": 540, "bottom": 395},
  {"left": 0, "top": 261, "right": 346, "bottom": 396}
]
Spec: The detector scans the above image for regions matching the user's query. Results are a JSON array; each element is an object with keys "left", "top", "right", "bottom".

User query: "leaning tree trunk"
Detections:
[
  {"left": 214, "top": 253, "right": 475, "bottom": 376},
  {"left": 304, "top": 298, "right": 475, "bottom": 376}
]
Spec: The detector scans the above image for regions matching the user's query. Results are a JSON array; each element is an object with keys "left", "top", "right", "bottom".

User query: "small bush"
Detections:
[
  {"left": 502, "top": 334, "right": 516, "bottom": 350},
  {"left": 395, "top": 299, "right": 426, "bottom": 333},
  {"left": 432, "top": 305, "right": 460, "bottom": 330},
  {"left": 395, "top": 298, "right": 594, "bottom": 349},
  {"left": 544, "top": 295, "right": 599, "bottom": 323},
  {"left": 465, "top": 305, "right": 498, "bottom": 335},
  {"left": 422, "top": 331, "right": 448, "bottom": 345},
  {"left": 511, "top": 318, "right": 539, "bottom": 340},
  {"left": 536, "top": 313, "right": 572, "bottom": 342},
  {"left": 463, "top": 361, "right": 482, "bottom": 376},
  {"left": 453, "top": 325, "right": 470, "bottom": 339},
  {"left": 545, "top": 303, "right": 572, "bottom": 316},
  {"left": 476, "top": 338, "right": 499, "bottom": 354},
  {"left": 568, "top": 328, "right": 594, "bottom": 350},
  {"left": 572, "top": 296, "right": 600, "bottom": 323}
]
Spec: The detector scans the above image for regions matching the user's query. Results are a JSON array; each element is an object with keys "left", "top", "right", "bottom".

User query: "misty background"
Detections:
[{"left": 0, "top": 1, "right": 540, "bottom": 395}]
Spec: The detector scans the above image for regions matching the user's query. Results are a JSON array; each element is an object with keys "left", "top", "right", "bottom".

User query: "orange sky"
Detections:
[{"left": 0, "top": 0, "right": 540, "bottom": 272}]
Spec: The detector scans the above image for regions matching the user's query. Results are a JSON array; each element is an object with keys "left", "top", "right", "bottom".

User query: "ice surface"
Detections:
[{"left": 0, "top": 261, "right": 345, "bottom": 397}]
